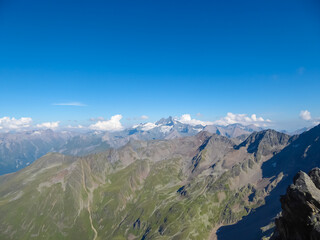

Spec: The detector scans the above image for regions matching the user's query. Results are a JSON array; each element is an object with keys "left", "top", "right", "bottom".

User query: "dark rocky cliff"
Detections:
[{"left": 272, "top": 168, "right": 320, "bottom": 240}]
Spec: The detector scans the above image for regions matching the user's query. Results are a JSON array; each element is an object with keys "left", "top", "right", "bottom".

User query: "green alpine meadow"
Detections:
[{"left": 1, "top": 128, "right": 307, "bottom": 239}]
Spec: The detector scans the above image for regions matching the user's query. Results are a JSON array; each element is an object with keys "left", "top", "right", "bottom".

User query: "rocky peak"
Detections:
[
  {"left": 195, "top": 130, "right": 212, "bottom": 141},
  {"left": 272, "top": 168, "right": 320, "bottom": 240},
  {"left": 155, "top": 116, "right": 175, "bottom": 126},
  {"left": 236, "top": 130, "right": 290, "bottom": 156}
]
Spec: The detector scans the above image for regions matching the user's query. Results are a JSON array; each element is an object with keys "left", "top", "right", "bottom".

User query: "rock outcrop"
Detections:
[{"left": 272, "top": 168, "right": 320, "bottom": 240}]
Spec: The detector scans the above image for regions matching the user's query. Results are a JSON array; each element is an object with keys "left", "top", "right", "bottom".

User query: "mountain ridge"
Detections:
[
  {"left": 0, "top": 118, "right": 266, "bottom": 175},
  {"left": 0, "top": 127, "right": 298, "bottom": 239},
  {"left": 217, "top": 124, "right": 320, "bottom": 240}
]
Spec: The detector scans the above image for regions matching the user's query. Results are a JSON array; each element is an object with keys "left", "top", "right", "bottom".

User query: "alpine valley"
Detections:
[{"left": 1, "top": 116, "right": 320, "bottom": 240}]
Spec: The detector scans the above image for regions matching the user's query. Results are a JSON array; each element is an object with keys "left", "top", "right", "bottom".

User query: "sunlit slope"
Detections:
[{"left": 0, "top": 130, "right": 291, "bottom": 239}]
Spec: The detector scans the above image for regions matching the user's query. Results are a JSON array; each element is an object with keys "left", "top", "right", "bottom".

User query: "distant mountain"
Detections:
[
  {"left": 129, "top": 116, "right": 204, "bottom": 139},
  {"left": 0, "top": 129, "right": 75, "bottom": 175},
  {"left": 290, "top": 126, "right": 312, "bottom": 135},
  {"left": 279, "top": 126, "right": 312, "bottom": 136},
  {"left": 204, "top": 123, "right": 263, "bottom": 138},
  {"left": 130, "top": 117, "right": 262, "bottom": 140},
  {"left": 0, "top": 117, "right": 263, "bottom": 175}
]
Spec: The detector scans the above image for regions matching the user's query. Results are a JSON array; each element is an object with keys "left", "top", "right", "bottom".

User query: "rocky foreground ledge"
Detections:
[{"left": 272, "top": 168, "right": 320, "bottom": 240}]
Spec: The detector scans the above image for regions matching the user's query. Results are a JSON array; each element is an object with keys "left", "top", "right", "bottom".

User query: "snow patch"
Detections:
[
  {"left": 141, "top": 122, "right": 159, "bottom": 131},
  {"left": 193, "top": 128, "right": 202, "bottom": 132},
  {"left": 161, "top": 125, "right": 173, "bottom": 133}
]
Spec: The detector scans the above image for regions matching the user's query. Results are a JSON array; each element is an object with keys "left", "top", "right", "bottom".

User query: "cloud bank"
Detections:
[
  {"left": 214, "top": 112, "right": 271, "bottom": 127},
  {"left": 36, "top": 121, "right": 60, "bottom": 129},
  {"left": 300, "top": 110, "right": 311, "bottom": 121},
  {"left": 67, "top": 124, "right": 84, "bottom": 129},
  {"left": 0, "top": 117, "right": 32, "bottom": 130},
  {"left": 176, "top": 114, "right": 213, "bottom": 126},
  {"left": 0, "top": 112, "right": 274, "bottom": 132},
  {"left": 300, "top": 110, "right": 320, "bottom": 126},
  {"left": 0, "top": 117, "right": 61, "bottom": 131},
  {"left": 89, "top": 114, "right": 124, "bottom": 131}
]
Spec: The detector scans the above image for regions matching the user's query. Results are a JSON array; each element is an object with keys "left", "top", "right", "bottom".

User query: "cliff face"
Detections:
[{"left": 272, "top": 168, "right": 320, "bottom": 240}]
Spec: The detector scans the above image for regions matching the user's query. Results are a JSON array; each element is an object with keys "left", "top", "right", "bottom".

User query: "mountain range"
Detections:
[
  {"left": 0, "top": 117, "right": 264, "bottom": 175},
  {"left": 1, "top": 121, "right": 319, "bottom": 239}
]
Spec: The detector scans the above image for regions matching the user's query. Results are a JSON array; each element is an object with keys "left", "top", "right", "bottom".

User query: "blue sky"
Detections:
[{"left": 0, "top": 0, "right": 320, "bottom": 131}]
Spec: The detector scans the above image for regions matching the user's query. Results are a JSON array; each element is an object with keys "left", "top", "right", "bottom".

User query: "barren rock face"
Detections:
[{"left": 272, "top": 168, "right": 320, "bottom": 240}]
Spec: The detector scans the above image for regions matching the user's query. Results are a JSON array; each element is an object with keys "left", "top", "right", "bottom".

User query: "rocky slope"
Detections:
[
  {"left": 271, "top": 168, "right": 320, "bottom": 240},
  {"left": 217, "top": 124, "right": 320, "bottom": 240},
  {"left": 0, "top": 129, "right": 290, "bottom": 240},
  {"left": 204, "top": 123, "right": 262, "bottom": 139},
  {"left": 2, "top": 125, "right": 318, "bottom": 240}
]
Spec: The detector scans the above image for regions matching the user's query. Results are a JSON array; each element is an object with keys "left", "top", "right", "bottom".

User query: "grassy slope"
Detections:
[
  {"left": 89, "top": 158, "right": 260, "bottom": 239},
  {"left": 0, "top": 132, "right": 279, "bottom": 240}
]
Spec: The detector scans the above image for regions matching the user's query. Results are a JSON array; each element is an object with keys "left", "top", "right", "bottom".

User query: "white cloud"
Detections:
[
  {"left": 89, "top": 114, "right": 124, "bottom": 131},
  {"left": 138, "top": 113, "right": 268, "bottom": 129},
  {"left": 141, "top": 115, "right": 149, "bottom": 120},
  {"left": 36, "top": 121, "right": 60, "bottom": 129},
  {"left": 311, "top": 118, "right": 320, "bottom": 126},
  {"left": 134, "top": 114, "right": 211, "bottom": 131},
  {"left": 299, "top": 110, "right": 320, "bottom": 126},
  {"left": 300, "top": 110, "right": 311, "bottom": 121},
  {"left": 0, "top": 117, "right": 33, "bottom": 130},
  {"left": 53, "top": 102, "right": 86, "bottom": 106},
  {"left": 214, "top": 112, "right": 271, "bottom": 127},
  {"left": 176, "top": 114, "right": 213, "bottom": 126},
  {"left": 67, "top": 124, "right": 84, "bottom": 129},
  {"left": 314, "top": 120, "right": 320, "bottom": 125}
]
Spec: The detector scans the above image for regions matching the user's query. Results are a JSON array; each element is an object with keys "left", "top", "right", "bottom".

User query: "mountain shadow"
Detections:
[{"left": 217, "top": 124, "right": 320, "bottom": 240}]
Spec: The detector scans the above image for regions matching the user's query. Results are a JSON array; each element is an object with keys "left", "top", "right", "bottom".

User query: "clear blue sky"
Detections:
[{"left": 0, "top": 0, "right": 319, "bottom": 130}]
